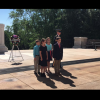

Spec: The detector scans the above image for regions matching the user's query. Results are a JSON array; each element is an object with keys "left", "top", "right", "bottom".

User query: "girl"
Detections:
[
  {"left": 46, "top": 37, "right": 53, "bottom": 73},
  {"left": 39, "top": 38, "right": 48, "bottom": 77}
]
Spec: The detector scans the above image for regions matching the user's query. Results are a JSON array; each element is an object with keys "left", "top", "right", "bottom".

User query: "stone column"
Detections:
[
  {"left": 0, "top": 24, "right": 8, "bottom": 54},
  {"left": 73, "top": 37, "right": 88, "bottom": 48}
]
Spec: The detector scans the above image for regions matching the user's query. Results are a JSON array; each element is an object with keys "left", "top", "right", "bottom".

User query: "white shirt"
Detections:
[
  {"left": 57, "top": 42, "right": 60, "bottom": 46},
  {"left": 57, "top": 34, "right": 59, "bottom": 37}
]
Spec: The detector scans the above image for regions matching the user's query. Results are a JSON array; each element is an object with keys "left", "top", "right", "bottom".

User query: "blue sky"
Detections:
[{"left": 0, "top": 9, "right": 14, "bottom": 30}]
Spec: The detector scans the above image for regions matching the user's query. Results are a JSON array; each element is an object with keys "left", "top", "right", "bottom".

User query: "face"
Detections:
[
  {"left": 47, "top": 38, "right": 50, "bottom": 43},
  {"left": 57, "top": 31, "right": 61, "bottom": 36},
  {"left": 57, "top": 39, "right": 61, "bottom": 44},
  {"left": 36, "top": 41, "right": 40, "bottom": 45},
  {"left": 42, "top": 40, "right": 46, "bottom": 45}
]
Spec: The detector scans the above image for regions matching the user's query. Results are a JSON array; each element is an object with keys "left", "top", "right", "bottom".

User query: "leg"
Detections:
[
  {"left": 47, "top": 61, "right": 50, "bottom": 73},
  {"left": 37, "top": 56, "right": 40, "bottom": 73},
  {"left": 34, "top": 57, "right": 38, "bottom": 73},
  {"left": 41, "top": 66, "right": 43, "bottom": 73},
  {"left": 46, "top": 61, "right": 48, "bottom": 73},
  {"left": 40, "top": 66, "right": 44, "bottom": 77},
  {"left": 60, "top": 62, "right": 62, "bottom": 68},
  {"left": 58, "top": 60, "right": 61, "bottom": 75},
  {"left": 52, "top": 58, "right": 55, "bottom": 67},
  {"left": 44, "top": 66, "right": 47, "bottom": 73},
  {"left": 54, "top": 60, "right": 58, "bottom": 75}
]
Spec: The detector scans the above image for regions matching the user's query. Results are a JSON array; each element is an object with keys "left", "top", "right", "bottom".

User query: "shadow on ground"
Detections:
[
  {"left": 60, "top": 68, "right": 77, "bottom": 79},
  {"left": 11, "top": 63, "right": 22, "bottom": 65},
  {"left": 1, "top": 57, "right": 100, "bottom": 75},
  {"left": 47, "top": 73, "right": 76, "bottom": 87},
  {"left": 35, "top": 74, "right": 57, "bottom": 89}
]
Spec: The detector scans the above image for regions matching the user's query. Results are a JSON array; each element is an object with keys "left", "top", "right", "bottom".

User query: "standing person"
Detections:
[
  {"left": 53, "top": 37, "right": 63, "bottom": 76},
  {"left": 52, "top": 29, "right": 62, "bottom": 68},
  {"left": 33, "top": 39, "right": 41, "bottom": 75},
  {"left": 39, "top": 38, "right": 48, "bottom": 77},
  {"left": 46, "top": 37, "right": 53, "bottom": 73}
]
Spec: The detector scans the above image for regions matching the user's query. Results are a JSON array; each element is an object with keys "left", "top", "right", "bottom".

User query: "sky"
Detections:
[{"left": 0, "top": 9, "right": 14, "bottom": 30}]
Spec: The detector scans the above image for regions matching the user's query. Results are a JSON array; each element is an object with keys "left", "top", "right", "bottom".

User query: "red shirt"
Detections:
[{"left": 57, "top": 42, "right": 60, "bottom": 48}]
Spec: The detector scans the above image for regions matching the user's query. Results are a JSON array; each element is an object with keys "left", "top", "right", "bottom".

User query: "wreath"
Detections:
[{"left": 10, "top": 35, "right": 20, "bottom": 46}]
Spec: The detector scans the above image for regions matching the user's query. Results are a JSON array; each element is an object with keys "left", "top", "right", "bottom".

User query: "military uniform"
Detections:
[
  {"left": 52, "top": 29, "right": 62, "bottom": 68},
  {"left": 53, "top": 34, "right": 60, "bottom": 45}
]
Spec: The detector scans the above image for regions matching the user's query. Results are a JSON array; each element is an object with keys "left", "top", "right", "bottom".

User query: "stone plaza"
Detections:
[
  {"left": 0, "top": 48, "right": 100, "bottom": 89},
  {"left": 1, "top": 23, "right": 100, "bottom": 89}
]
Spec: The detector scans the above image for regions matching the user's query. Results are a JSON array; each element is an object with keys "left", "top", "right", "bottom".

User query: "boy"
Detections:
[
  {"left": 53, "top": 37, "right": 63, "bottom": 76},
  {"left": 33, "top": 39, "right": 41, "bottom": 75},
  {"left": 52, "top": 29, "right": 62, "bottom": 69}
]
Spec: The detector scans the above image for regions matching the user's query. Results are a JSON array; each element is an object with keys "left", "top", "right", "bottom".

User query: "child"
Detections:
[
  {"left": 39, "top": 38, "right": 48, "bottom": 77},
  {"left": 53, "top": 37, "right": 63, "bottom": 76},
  {"left": 46, "top": 37, "right": 53, "bottom": 73},
  {"left": 33, "top": 39, "right": 41, "bottom": 75}
]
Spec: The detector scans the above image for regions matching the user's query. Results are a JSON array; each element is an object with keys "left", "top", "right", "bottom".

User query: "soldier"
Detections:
[
  {"left": 53, "top": 29, "right": 61, "bottom": 45},
  {"left": 52, "top": 29, "right": 62, "bottom": 68}
]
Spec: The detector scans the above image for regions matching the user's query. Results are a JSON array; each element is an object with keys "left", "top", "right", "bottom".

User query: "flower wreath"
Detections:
[{"left": 10, "top": 35, "right": 20, "bottom": 46}]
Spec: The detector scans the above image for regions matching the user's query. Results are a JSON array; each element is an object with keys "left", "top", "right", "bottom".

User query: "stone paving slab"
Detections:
[
  {"left": 0, "top": 77, "right": 33, "bottom": 89},
  {"left": 67, "top": 80, "right": 100, "bottom": 90},
  {"left": 0, "top": 74, "right": 13, "bottom": 80}
]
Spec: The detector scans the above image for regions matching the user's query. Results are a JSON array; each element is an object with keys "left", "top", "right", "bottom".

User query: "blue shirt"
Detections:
[
  {"left": 46, "top": 44, "right": 52, "bottom": 51},
  {"left": 33, "top": 45, "right": 40, "bottom": 58}
]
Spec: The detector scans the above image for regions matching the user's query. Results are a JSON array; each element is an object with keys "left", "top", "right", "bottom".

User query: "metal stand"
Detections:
[
  {"left": 95, "top": 45, "right": 97, "bottom": 51},
  {"left": 8, "top": 45, "right": 24, "bottom": 63}
]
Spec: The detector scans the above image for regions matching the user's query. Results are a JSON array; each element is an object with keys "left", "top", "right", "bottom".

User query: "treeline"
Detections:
[{"left": 4, "top": 9, "right": 100, "bottom": 50}]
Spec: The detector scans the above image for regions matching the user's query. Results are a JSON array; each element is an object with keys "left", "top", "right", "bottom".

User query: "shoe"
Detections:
[
  {"left": 43, "top": 73, "right": 46, "bottom": 77},
  {"left": 34, "top": 71, "right": 37, "bottom": 75},
  {"left": 35, "top": 72, "right": 37, "bottom": 75},
  {"left": 41, "top": 73, "right": 43, "bottom": 77},
  {"left": 55, "top": 73, "right": 58, "bottom": 76},
  {"left": 38, "top": 72, "right": 40, "bottom": 75},
  {"left": 58, "top": 72, "right": 62, "bottom": 76}
]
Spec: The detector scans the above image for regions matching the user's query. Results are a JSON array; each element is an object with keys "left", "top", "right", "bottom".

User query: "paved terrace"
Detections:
[{"left": 0, "top": 48, "right": 100, "bottom": 89}]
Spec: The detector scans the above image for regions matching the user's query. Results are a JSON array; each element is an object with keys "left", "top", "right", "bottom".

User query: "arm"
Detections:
[
  {"left": 46, "top": 51, "right": 48, "bottom": 60},
  {"left": 33, "top": 47, "right": 36, "bottom": 58},
  {"left": 61, "top": 44, "right": 63, "bottom": 60},
  {"left": 39, "top": 46, "right": 43, "bottom": 61},
  {"left": 46, "top": 46, "right": 48, "bottom": 60},
  {"left": 33, "top": 47, "right": 36, "bottom": 60},
  {"left": 52, "top": 44, "right": 53, "bottom": 57},
  {"left": 40, "top": 51, "right": 43, "bottom": 61},
  {"left": 53, "top": 44, "right": 56, "bottom": 59},
  {"left": 54, "top": 36, "right": 56, "bottom": 45}
]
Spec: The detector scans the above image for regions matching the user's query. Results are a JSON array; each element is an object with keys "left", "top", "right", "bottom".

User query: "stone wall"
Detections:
[{"left": 0, "top": 24, "right": 8, "bottom": 54}]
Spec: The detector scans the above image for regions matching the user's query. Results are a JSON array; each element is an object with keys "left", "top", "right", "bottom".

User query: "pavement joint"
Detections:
[{"left": 9, "top": 73, "right": 34, "bottom": 89}]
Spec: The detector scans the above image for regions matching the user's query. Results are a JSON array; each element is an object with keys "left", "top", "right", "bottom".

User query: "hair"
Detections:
[
  {"left": 46, "top": 37, "right": 50, "bottom": 43},
  {"left": 41, "top": 38, "right": 46, "bottom": 45},
  {"left": 35, "top": 39, "right": 40, "bottom": 43},
  {"left": 56, "top": 37, "right": 61, "bottom": 40}
]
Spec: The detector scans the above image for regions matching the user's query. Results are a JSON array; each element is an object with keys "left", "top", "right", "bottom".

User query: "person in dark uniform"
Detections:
[{"left": 52, "top": 29, "right": 62, "bottom": 68}]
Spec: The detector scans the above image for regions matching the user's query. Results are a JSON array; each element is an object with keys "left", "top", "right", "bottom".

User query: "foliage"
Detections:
[{"left": 4, "top": 9, "right": 100, "bottom": 49}]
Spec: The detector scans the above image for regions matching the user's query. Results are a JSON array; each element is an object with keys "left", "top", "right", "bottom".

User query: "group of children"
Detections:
[{"left": 33, "top": 36, "right": 63, "bottom": 77}]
